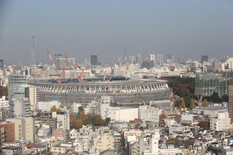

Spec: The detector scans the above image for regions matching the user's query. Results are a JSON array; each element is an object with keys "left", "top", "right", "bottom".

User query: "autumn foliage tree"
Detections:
[
  {"left": 198, "top": 121, "right": 210, "bottom": 129},
  {"left": 189, "top": 99, "right": 196, "bottom": 110},
  {"left": 50, "top": 105, "right": 61, "bottom": 112},
  {"left": 202, "top": 99, "right": 209, "bottom": 107},
  {"left": 75, "top": 119, "right": 83, "bottom": 129}
]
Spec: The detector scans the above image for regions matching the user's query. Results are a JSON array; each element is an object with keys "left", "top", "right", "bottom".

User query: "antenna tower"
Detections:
[{"left": 31, "top": 36, "right": 35, "bottom": 65}]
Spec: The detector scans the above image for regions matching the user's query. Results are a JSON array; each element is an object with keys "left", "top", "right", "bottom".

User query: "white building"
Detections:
[
  {"left": 37, "top": 101, "right": 61, "bottom": 112},
  {"left": 139, "top": 106, "right": 160, "bottom": 123},
  {"left": 8, "top": 98, "right": 32, "bottom": 118},
  {"left": 210, "top": 112, "right": 231, "bottom": 131},
  {"left": 143, "top": 129, "right": 183, "bottom": 155},
  {"left": 72, "top": 102, "right": 82, "bottom": 113},
  {"left": 0, "top": 96, "right": 9, "bottom": 108},
  {"left": 105, "top": 107, "right": 138, "bottom": 122},
  {"left": 56, "top": 111, "right": 70, "bottom": 130}
]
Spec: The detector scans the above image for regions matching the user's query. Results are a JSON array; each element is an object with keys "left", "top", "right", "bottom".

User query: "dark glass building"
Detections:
[
  {"left": 201, "top": 55, "right": 208, "bottom": 63},
  {"left": 90, "top": 55, "right": 97, "bottom": 65}
]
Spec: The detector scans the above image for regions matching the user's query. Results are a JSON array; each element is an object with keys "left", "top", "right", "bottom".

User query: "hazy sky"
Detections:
[{"left": 0, "top": 0, "right": 233, "bottom": 64}]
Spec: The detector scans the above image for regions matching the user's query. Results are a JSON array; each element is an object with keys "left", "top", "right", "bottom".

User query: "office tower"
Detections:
[
  {"left": 150, "top": 54, "right": 157, "bottom": 67},
  {"left": 117, "top": 56, "right": 122, "bottom": 64},
  {"left": 166, "top": 54, "right": 174, "bottom": 63},
  {"left": 136, "top": 53, "right": 142, "bottom": 67},
  {"left": 54, "top": 54, "right": 62, "bottom": 60},
  {"left": 84, "top": 58, "right": 88, "bottom": 65},
  {"left": 90, "top": 55, "right": 97, "bottom": 65},
  {"left": 129, "top": 56, "right": 136, "bottom": 64},
  {"left": 0, "top": 59, "right": 3, "bottom": 70},
  {"left": 8, "top": 75, "right": 28, "bottom": 100},
  {"left": 201, "top": 55, "right": 208, "bottom": 63},
  {"left": 156, "top": 54, "right": 163, "bottom": 65},
  {"left": 228, "top": 85, "right": 233, "bottom": 123}
]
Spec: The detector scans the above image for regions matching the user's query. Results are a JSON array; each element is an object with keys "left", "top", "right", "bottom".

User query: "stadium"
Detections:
[{"left": 28, "top": 76, "right": 170, "bottom": 109}]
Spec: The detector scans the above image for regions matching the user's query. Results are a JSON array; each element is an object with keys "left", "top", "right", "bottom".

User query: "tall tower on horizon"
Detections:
[{"left": 31, "top": 36, "right": 35, "bottom": 66}]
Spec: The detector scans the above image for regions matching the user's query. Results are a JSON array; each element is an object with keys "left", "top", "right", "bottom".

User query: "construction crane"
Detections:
[
  {"left": 144, "top": 46, "right": 151, "bottom": 61},
  {"left": 65, "top": 53, "right": 85, "bottom": 82},
  {"left": 47, "top": 50, "right": 64, "bottom": 82},
  {"left": 138, "top": 92, "right": 146, "bottom": 106},
  {"left": 197, "top": 92, "right": 203, "bottom": 121}
]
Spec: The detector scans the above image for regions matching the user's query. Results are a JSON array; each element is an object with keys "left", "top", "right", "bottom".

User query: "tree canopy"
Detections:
[
  {"left": 202, "top": 99, "right": 209, "bottom": 107},
  {"left": 50, "top": 105, "right": 61, "bottom": 112},
  {"left": 189, "top": 99, "right": 196, "bottom": 110}
]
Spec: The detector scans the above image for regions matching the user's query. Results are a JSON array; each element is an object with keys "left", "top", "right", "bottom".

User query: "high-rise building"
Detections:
[
  {"left": 228, "top": 85, "right": 233, "bottom": 124},
  {"left": 166, "top": 54, "right": 174, "bottom": 63},
  {"left": 201, "top": 55, "right": 208, "bottom": 63},
  {"left": 8, "top": 98, "right": 32, "bottom": 118},
  {"left": 90, "top": 55, "right": 97, "bottom": 65},
  {"left": 156, "top": 54, "right": 163, "bottom": 65},
  {"left": 136, "top": 53, "right": 142, "bottom": 68},
  {"left": 0, "top": 59, "right": 4, "bottom": 70},
  {"left": 129, "top": 56, "right": 136, "bottom": 64},
  {"left": 8, "top": 75, "right": 28, "bottom": 100},
  {"left": 117, "top": 56, "right": 122, "bottom": 64},
  {"left": 150, "top": 54, "right": 157, "bottom": 67}
]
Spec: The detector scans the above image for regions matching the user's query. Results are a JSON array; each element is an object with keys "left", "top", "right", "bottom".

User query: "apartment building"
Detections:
[
  {"left": 41, "top": 112, "right": 57, "bottom": 132},
  {"left": 0, "top": 120, "right": 15, "bottom": 143},
  {"left": 7, "top": 117, "right": 35, "bottom": 143},
  {"left": 37, "top": 101, "right": 61, "bottom": 112},
  {"left": 94, "top": 132, "right": 115, "bottom": 153},
  {"left": 56, "top": 111, "right": 70, "bottom": 130},
  {"left": 8, "top": 98, "right": 32, "bottom": 118},
  {"left": 210, "top": 112, "right": 231, "bottom": 131},
  {"left": 139, "top": 106, "right": 160, "bottom": 123},
  {"left": 53, "top": 128, "right": 69, "bottom": 142}
]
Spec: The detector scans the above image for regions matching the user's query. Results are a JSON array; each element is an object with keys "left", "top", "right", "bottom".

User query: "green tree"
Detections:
[
  {"left": 83, "top": 118, "right": 91, "bottom": 125},
  {"left": 183, "top": 96, "right": 191, "bottom": 107},
  {"left": 189, "top": 99, "right": 196, "bottom": 110},
  {"left": 179, "top": 101, "right": 186, "bottom": 109},
  {"left": 222, "top": 94, "right": 229, "bottom": 102},
  {"left": 91, "top": 115, "right": 102, "bottom": 126},
  {"left": 78, "top": 106, "right": 84, "bottom": 114},
  {"left": 105, "top": 118, "right": 110, "bottom": 125},
  {"left": 78, "top": 110, "right": 88, "bottom": 121},
  {"left": 211, "top": 92, "right": 219, "bottom": 102},
  {"left": 202, "top": 99, "right": 209, "bottom": 107}
]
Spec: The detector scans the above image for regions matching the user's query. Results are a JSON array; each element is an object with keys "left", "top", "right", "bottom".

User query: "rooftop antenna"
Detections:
[{"left": 31, "top": 36, "right": 35, "bottom": 65}]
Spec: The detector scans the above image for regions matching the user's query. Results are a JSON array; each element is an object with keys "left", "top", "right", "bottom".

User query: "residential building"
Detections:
[
  {"left": 105, "top": 107, "right": 138, "bottom": 122},
  {"left": 8, "top": 98, "right": 32, "bottom": 118},
  {"left": 41, "top": 112, "right": 57, "bottom": 132},
  {"left": 72, "top": 102, "right": 82, "bottom": 113},
  {"left": 53, "top": 128, "right": 69, "bottom": 142},
  {"left": 0, "top": 127, "right": 5, "bottom": 147},
  {"left": 7, "top": 117, "right": 35, "bottom": 143},
  {"left": 37, "top": 101, "right": 61, "bottom": 112},
  {"left": 0, "top": 120, "right": 15, "bottom": 142},
  {"left": 229, "top": 85, "right": 233, "bottom": 124},
  {"left": 0, "top": 96, "right": 9, "bottom": 109},
  {"left": 210, "top": 112, "right": 231, "bottom": 131},
  {"left": 8, "top": 75, "right": 28, "bottom": 100},
  {"left": 28, "top": 87, "right": 39, "bottom": 111},
  {"left": 0, "top": 108, "right": 8, "bottom": 119},
  {"left": 94, "top": 131, "right": 115, "bottom": 153},
  {"left": 56, "top": 111, "right": 70, "bottom": 130},
  {"left": 139, "top": 106, "right": 160, "bottom": 123}
]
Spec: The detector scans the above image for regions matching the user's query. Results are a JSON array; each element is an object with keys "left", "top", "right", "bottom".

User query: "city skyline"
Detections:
[{"left": 0, "top": 0, "right": 233, "bottom": 64}]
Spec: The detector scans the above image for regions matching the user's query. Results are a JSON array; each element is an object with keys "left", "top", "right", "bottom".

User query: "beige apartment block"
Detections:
[
  {"left": 95, "top": 132, "right": 114, "bottom": 153},
  {"left": 7, "top": 117, "right": 35, "bottom": 143}
]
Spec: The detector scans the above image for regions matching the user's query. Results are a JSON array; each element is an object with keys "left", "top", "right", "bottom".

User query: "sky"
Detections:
[{"left": 0, "top": 0, "right": 233, "bottom": 64}]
